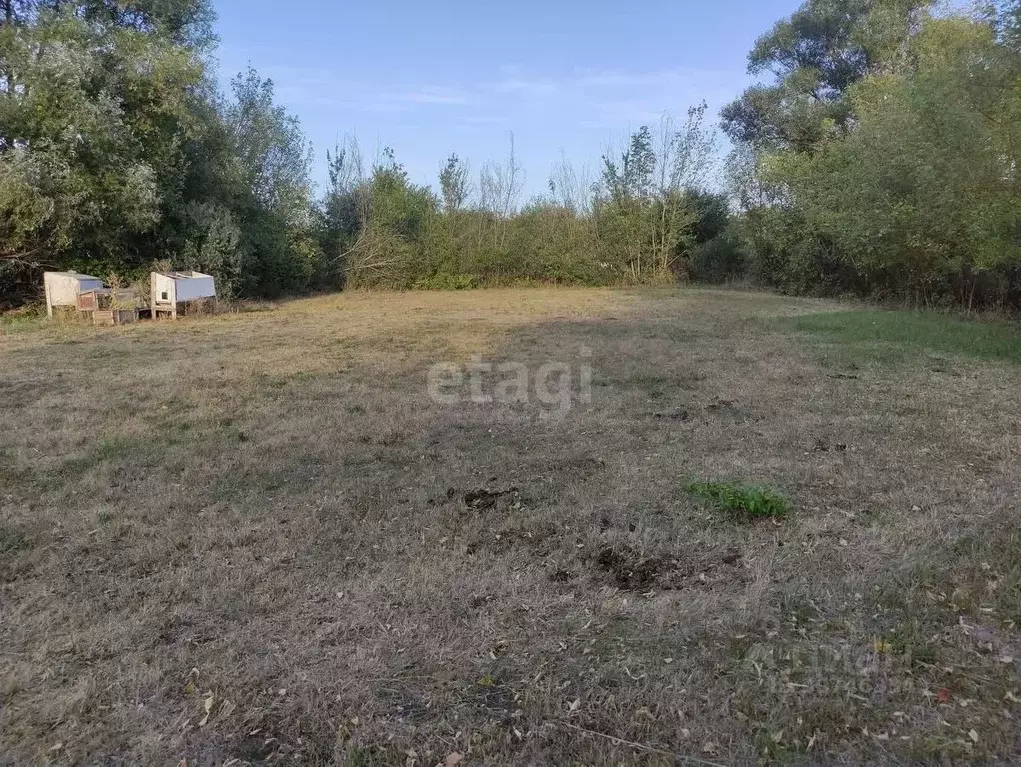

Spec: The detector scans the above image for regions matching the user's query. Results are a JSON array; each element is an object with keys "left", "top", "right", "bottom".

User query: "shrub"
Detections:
[
  {"left": 689, "top": 229, "right": 746, "bottom": 283},
  {"left": 685, "top": 479, "right": 790, "bottom": 519}
]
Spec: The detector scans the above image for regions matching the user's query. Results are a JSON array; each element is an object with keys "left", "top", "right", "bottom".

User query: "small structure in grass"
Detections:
[
  {"left": 151, "top": 270, "right": 217, "bottom": 319},
  {"left": 685, "top": 479, "right": 790, "bottom": 520},
  {"left": 91, "top": 307, "right": 139, "bottom": 326},
  {"left": 43, "top": 271, "right": 104, "bottom": 318},
  {"left": 80, "top": 290, "right": 141, "bottom": 326}
]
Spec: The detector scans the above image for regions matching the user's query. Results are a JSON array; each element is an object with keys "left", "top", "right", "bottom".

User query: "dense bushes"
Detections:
[
  {"left": 321, "top": 112, "right": 728, "bottom": 292},
  {"left": 723, "top": 0, "right": 1021, "bottom": 310},
  {"left": 0, "top": 2, "right": 320, "bottom": 306},
  {"left": 7, "top": 0, "right": 1021, "bottom": 310}
]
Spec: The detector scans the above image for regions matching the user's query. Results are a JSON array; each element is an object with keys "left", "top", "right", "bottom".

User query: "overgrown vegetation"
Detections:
[
  {"left": 0, "top": 1, "right": 318, "bottom": 305},
  {"left": 322, "top": 107, "right": 722, "bottom": 291},
  {"left": 724, "top": 0, "right": 1021, "bottom": 310},
  {"left": 685, "top": 479, "right": 791, "bottom": 520},
  {"left": 0, "top": 0, "right": 731, "bottom": 306},
  {"left": 6, "top": 1, "right": 1021, "bottom": 310}
]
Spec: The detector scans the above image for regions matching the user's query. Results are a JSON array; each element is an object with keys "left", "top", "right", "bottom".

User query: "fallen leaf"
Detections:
[
  {"left": 936, "top": 688, "right": 952, "bottom": 703},
  {"left": 199, "top": 692, "right": 215, "bottom": 726},
  {"left": 443, "top": 753, "right": 463, "bottom": 766},
  {"left": 969, "top": 729, "right": 979, "bottom": 743},
  {"left": 568, "top": 698, "right": 581, "bottom": 712}
]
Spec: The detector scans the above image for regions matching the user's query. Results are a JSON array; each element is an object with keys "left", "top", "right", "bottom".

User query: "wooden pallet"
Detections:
[{"left": 92, "top": 308, "right": 139, "bottom": 326}]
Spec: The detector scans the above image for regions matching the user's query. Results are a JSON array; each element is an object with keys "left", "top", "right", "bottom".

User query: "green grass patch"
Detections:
[
  {"left": 788, "top": 309, "right": 1021, "bottom": 368},
  {"left": 685, "top": 479, "right": 791, "bottom": 520}
]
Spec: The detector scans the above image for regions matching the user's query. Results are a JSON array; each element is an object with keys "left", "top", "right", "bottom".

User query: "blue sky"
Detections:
[{"left": 213, "top": 0, "right": 802, "bottom": 196}]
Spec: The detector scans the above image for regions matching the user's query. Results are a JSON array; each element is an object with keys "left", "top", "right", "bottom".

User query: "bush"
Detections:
[
  {"left": 685, "top": 480, "right": 791, "bottom": 520},
  {"left": 689, "top": 229, "right": 746, "bottom": 283}
]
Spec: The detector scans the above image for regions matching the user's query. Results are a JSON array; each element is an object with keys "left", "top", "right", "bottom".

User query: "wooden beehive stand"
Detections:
[
  {"left": 77, "top": 289, "right": 141, "bottom": 326},
  {"left": 44, "top": 270, "right": 217, "bottom": 325}
]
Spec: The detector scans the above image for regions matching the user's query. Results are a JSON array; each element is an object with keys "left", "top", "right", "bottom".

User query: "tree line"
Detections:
[
  {"left": 0, "top": 0, "right": 319, "bottom": 305},
  {"left": 3, "top": 0, "right": 1021, "bottom": 310},
  {"left": 325, "top": 105, "right": 725, "bottom": 291}
]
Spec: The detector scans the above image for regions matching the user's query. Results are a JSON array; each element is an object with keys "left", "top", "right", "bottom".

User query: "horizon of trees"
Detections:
[{"left": 4, "top": 0, "right": 1021, "bottom": 310}]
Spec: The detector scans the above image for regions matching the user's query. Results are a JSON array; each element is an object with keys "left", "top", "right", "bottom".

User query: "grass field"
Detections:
[{"left": 2, "top": 287, "right": 1020, "bottom": 764}]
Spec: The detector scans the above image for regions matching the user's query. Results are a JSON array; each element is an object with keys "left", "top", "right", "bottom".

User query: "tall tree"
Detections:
[
  {"left": 765, "top": 13, "right": 1021, "bottom": 306},
  {"left": 721, "top": 0, "right": 930, "bottom": 152},
  {"left": 439, "top": 153, "right": 472, "bottom": 212},
  {"left": 0, "top": 1, "right": 209, "bottom": 269}
]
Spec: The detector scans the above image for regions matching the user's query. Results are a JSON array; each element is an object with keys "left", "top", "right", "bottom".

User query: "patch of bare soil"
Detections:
[
  {"left": 589, "top": 544, "right": 745, "bottom": 591},
  {"left": 463, "top": 485, "right": 521, "bottom": 512}
]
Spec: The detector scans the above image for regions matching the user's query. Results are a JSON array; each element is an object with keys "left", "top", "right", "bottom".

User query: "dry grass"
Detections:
[{"left": 2, "top": 286, "right": 1020, "bottom": 765}]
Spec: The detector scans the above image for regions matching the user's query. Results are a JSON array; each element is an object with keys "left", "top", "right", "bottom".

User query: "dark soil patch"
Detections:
[
  {"left": 589, "top": 545, "right": 745, "bottom": 591},
  {"left": 549, "top": 568, "right": 575, "bottom": 583},
  {"left": 464, "top": 486, "right": 520, "bottom": 511},
  {"left": 593, "top": 546, "right": 668, "bottom": 590},
  {"left": 813, "top": 438, "right": 848, "bottom": 453}
]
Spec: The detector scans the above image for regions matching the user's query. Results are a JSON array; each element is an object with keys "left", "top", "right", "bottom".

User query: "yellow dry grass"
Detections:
[{"left": 1, "top": 287, "right": 1020, "bottom": 764}]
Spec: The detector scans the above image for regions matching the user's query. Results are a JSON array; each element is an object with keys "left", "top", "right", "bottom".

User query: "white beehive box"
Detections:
[
  {"left": 151, "top": 270, "right": 217, "bottom": 318},
  {"left": 44, "top": 271, "right": 104, "bottom": 318}
]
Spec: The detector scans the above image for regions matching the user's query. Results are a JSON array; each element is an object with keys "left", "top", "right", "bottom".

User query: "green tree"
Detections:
[
  {"left": 721, "top": 0, "right": 931, "bottom": 152},
  {"left": 766, "top": 14, "right": 1021, "bottom": 306},
  {"left": 344, "top": 147, "right": 439, "bottom": 289},
  {"left": 210, "top": 67, "right": 318, "bottom": 296},
  {"left": 0, "top": 4, "right": 207, "bottom": 271},
  {"left": 439, "top": 153, "right": 472, "bottom": 212}
]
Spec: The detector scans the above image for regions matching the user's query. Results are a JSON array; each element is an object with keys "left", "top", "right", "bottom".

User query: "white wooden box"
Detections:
[
  {"left": 151, "top": 270, "right": 217, "bottom": 318},
  {"left": 44, "top": 271, "right": 104, "bottom": 317}
]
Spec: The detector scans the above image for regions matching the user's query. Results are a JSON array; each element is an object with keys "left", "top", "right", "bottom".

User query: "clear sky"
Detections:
[{"left": 212, "top": 0, "right": 803, "bottom": 196}]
